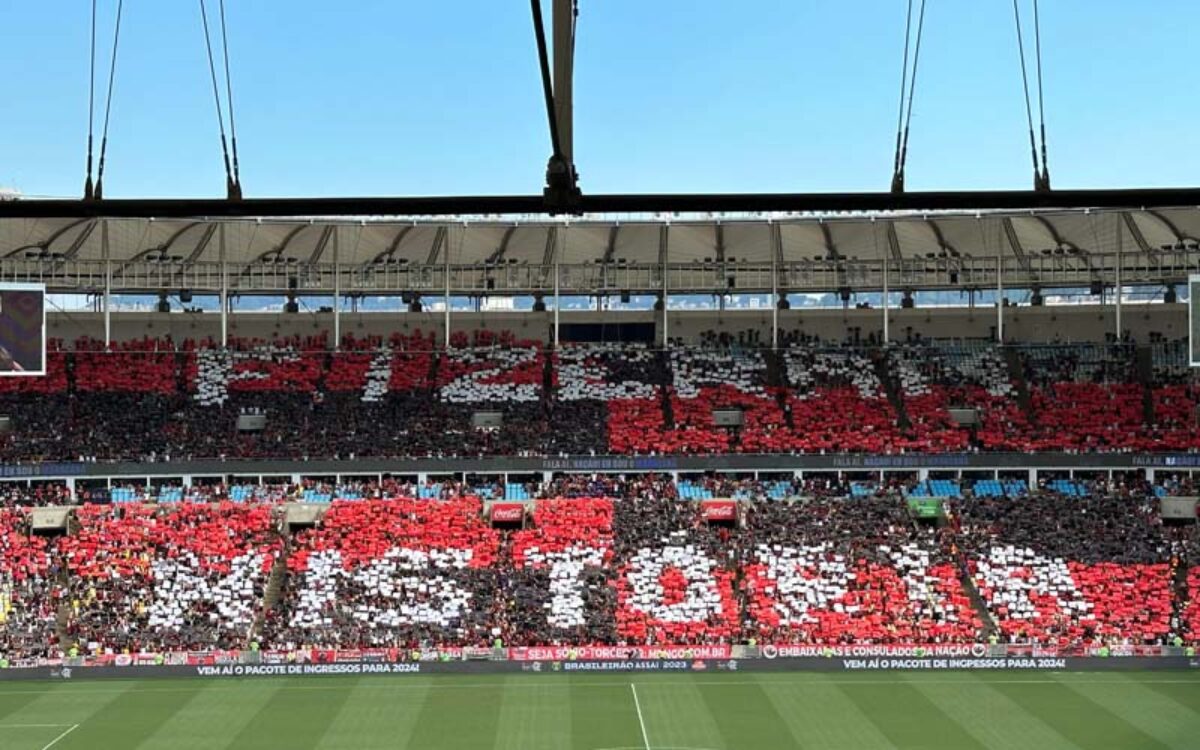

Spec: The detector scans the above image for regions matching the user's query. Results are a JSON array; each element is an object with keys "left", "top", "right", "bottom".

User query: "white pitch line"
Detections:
[
  {"left": 40, "top": 723, "right": 78, "bottom": 750},
  {"left": 630, "top": 683, "right": 652, "bottom": 750},
  {"left": 0, "top": 724, "right": 75, "bottom": 728}
]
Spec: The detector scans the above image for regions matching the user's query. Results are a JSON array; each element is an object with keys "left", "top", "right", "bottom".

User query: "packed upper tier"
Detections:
[{"left": 0, "top": 333, "right": 1196, "bottom": 461}]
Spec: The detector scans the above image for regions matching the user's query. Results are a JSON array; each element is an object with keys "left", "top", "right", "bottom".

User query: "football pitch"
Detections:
[{"left": 0, "top": 671, "right": 1197, "bottom": 749}]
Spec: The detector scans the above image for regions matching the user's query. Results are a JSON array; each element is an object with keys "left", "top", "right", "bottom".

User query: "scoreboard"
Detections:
[{"left": 0, "top": 283, "right": 46, "bottom": 376}]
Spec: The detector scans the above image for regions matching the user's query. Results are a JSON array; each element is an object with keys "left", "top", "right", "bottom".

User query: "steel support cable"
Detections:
[
  {"left": 1012, "top": 0, "right": 1042, "bottom": 188},
  {"left": 529, "top": 0, "right": 563, "bottom": 162},
  {"left": 218, "top": 0, "right": 242, "bottom": 197},
  {"left": 84, "top": 0, "right": 98, "bottom": 199},
  {"left": 891, "top": 0, "right": 915, "bottom": 187},
  {"left": 897, "top": 0, "right": 927, "bottom": 186},
  {"left": 1033, "top": 0, "right": 1049, "bottom": 188},
  {"left": 94, "top": 0, "right": 124, "bottom": 200},
  {"left": 199, "top": 0, "right": 235, "bottom": 198},
  {"left": 891, "top": 0, "right": 927, "bottom": 193}
]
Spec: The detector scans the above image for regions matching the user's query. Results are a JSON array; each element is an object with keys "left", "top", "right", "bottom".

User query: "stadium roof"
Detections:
[{"left": 1, "top": 207, "right": 1197, "bottom": 267}]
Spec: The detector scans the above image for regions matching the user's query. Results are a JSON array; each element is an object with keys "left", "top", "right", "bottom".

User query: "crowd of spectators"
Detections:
[
  {"left": 0, "top": 334, "right": 1195, "bottom": 460},
  {"left": 741, "top": 498, "right": 980, "bottom": 644},
  {"left": 0, "top": 509, "right": 58, "bottom": 660},
  {"left": 1, "top": 485, "right": 1199, "bottom": 655},
  {"left": 611, "top": 496, "right": 740, "bottom": 645},
  {"left": 58, "top": 503, "right": 281, "bottom": 655},
  {"left": 951, "top": 491, "right": 1175, "bottom": 646},
  {"left": 264, "top": 498, "right": 501, "bottom": 650},
  {"left": 505, "top": 498, "right": 616, "bottom": 645}
]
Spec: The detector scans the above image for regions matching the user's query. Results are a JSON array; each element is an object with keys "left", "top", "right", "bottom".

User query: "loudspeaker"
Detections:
[
  {"left": 472, "top": 411, "right": 503, "bottom": 428},
  {"left": 1161, "top": 497, "right": 1198, "bottom": 520},
  {"left": 237, "top": 414, "right": 267, "bottom": 432},
  {"left": 713, "top": 409, "right": 744, "bottom": 427},
  {"left": 947, "top": 408, "right": 980, "bottom": 427}
]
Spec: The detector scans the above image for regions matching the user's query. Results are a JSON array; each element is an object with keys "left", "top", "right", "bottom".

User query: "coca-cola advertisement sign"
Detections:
[
  {"left": 702, "top": 501, "right": 737, "bottom": 521},
  {"left": 490, "top": 503, "right": 525, "bottom": 522}
]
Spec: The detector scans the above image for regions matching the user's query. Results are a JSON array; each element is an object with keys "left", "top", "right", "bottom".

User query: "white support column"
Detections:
[
  {"left": 332, "top": 226, "right": 341, "bottom": 346},
  {"left": 101, "top": 219, "right": 111, "bottom": 347},
  {"left": 661, "top": 226, "right": 670, "bottom": 347},
  {"left": 443, "top": 227, "right": 452, "bottom": 348},
  {"left": 770, "top": 222, "right": 779, "bottom": 350},
  {"left": 996, "top": 253, "right": 1004, "bottom": 343},
  {"left": 553, "top": 229, "right": 561, "bottom": 347},
  {"left": 1115, "top": 215, "right": 1123, "bottom": 339},
  {"left": 219, "top": 223, "right": 229, "bottom": 347},
  {"left": 882, "top": 245, "right": 890, "bottom": 345}
]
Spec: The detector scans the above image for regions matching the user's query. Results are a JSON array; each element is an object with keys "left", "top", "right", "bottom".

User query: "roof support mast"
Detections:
[
  {"left": 1013, "top": 0, "right": 1051, "bottom": 192},
  {"left": 890, "top": 0, "right": 927, "bottom": 194},
  {"left": 531, "top": 0, "right": 582, "bottom": 213}
]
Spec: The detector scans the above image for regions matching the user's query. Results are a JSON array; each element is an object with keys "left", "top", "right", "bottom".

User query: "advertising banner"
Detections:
[
  {"left": 1, "top": 655, "right": 1188, "bottom": 682},
  {"left": 490, "top": 503, "right": 525, "bottom": 522},
  {"left": 701, "top": 500, "right": 737, "bottom": 521},
  {"left": 508, "top": 645, "right": 733, "bottom": 661}
]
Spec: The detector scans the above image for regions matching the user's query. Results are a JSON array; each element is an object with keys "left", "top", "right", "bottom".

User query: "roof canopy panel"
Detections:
[{"left": 0, "top": 208, "right": 1196, "bottom": 269}]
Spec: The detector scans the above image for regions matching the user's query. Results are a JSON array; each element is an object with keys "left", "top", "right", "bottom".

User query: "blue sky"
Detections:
[{"left": 0, "top": 1, "right": 1196, "bottom": 199}]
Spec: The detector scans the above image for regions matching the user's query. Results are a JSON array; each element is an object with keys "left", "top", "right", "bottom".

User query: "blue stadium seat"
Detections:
[
  {"left": 972, "top": 479, "right": 1004, "bottom": 497},
  {"left": 157, "top": 487, "right": 183, "bottom": 503},
  {"left": 928, "top": 480, "right": 961, "bottom": 498},
  {"left": 767, "top": 482, "right": 790, "bottom": 500},
  {"left": 229, "top": 485, "right": 254, "bottom": 503},
  {"left": 1002, "top": 480, "right": 1028, "bottom": 497},
  {"left": 850, "top": 482, "right": 875, "bottom": 497},
  {"left": 677, "top": 482, "right": 714, "bottom": 500},
  {"left": 302, "top": 489, "right": 332, "bottom": 503},
  {"left": 1048, "top": 479, "right": 1085, "bottom": 497}
]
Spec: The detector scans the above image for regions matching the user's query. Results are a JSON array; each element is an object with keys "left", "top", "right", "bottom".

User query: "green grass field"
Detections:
[{"left": 0, "top": 671, "right": 1197, "bottom": 749}]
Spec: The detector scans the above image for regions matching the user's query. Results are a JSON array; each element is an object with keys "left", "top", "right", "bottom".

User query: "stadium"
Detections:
[{"left": 1, "top": 1, "right": 1200, "bottom": 749}]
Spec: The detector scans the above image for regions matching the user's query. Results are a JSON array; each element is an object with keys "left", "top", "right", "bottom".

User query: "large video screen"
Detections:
[{"left": 0, "top": 283, "right": 46, "bottom": 376}]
